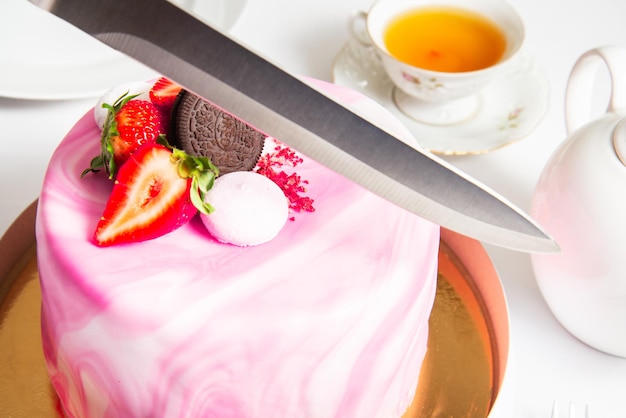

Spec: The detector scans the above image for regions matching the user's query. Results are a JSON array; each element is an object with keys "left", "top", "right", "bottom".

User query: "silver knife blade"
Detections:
[{"left": 28, "top": 0, "right": 558, "bottom": 253}]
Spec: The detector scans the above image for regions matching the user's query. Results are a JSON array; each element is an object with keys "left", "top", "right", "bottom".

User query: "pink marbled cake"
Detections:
[{"left": 35, "top": 81, "right": 439, "bottom": 418}]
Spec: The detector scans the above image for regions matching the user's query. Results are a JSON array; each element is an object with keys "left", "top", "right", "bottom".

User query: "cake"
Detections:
[{"left": 35, "top": 77, "right": 440, "bottom": 417}]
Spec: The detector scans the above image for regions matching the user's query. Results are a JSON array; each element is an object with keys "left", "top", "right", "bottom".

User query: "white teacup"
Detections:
[{"left": 350, "top": 0, "right": 525, "bottom": 125}]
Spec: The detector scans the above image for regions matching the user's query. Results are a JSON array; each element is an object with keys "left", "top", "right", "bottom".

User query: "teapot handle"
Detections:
[{"left": 565, "top": 45, "right": 626, "bottom": 133}]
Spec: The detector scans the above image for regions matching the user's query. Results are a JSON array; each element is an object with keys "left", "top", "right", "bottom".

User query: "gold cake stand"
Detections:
[{"left": 0, "top": 201, "right": 510, "bottom": 417}]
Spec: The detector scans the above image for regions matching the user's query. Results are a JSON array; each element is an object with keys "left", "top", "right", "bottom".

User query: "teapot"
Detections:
[{"left": 530, "top": 45, "right": 626, "bottom": 358}]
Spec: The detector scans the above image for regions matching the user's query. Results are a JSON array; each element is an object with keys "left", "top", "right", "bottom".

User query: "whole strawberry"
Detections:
[
  {"left": 93, "top": 140, "right": 219, "bottom": 246},
  {"left": 83, "top": 93, "right": 166, "bottom": 179},
  {"left": 149, "top": 77, "right": 183, "bottom": 134},
  {"left": 149, "top": 76, "right": 182, "bottom": 111}
]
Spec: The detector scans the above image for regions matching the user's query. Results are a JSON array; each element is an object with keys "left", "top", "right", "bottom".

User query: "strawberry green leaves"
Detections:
[{"left": 160, "top": 136, "right": 218, "bottom": 216}]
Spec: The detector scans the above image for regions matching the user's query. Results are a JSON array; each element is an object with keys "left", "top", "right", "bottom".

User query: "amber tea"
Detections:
[{"left": 383, "top": 6, "right": 507, "bottom": 72}]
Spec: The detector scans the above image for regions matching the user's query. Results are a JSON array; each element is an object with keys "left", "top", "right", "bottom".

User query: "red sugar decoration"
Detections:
[{"left": 255, "top": 143, "right": 315, "bottom": 218}]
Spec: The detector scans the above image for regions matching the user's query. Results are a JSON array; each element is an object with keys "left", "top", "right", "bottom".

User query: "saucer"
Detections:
[{"left": 331, "top": 40, "right": 550, "bottom": 155}]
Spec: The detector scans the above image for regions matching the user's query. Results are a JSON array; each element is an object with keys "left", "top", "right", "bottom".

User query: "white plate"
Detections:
[
  {"left": 332, "top": 40, "right": 550, "bottom": 155},
  {"left": 0, "top": 0, "right": 247, "bottom": 100}
]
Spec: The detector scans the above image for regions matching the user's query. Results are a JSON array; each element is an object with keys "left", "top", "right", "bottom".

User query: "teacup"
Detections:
[{"left": 350, "top": 0, "right": 525, "bottom": 125}]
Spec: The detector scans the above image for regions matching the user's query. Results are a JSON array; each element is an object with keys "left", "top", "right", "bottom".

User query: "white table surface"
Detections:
[{"left": 2, "top": 0, "right": 626, "bottom": 416}]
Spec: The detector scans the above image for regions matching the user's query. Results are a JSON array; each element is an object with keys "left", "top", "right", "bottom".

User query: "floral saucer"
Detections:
[{"left": 331, "top": 40, "right": 550, "bottom": 155}]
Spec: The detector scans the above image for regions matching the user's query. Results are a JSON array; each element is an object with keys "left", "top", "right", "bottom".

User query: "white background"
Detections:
[{"left": 1, "top": 0, "right": 626, "bottom": 416}]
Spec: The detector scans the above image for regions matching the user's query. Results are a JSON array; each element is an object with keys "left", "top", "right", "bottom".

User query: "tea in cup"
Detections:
[{"left": 351, "top": 0, "right": 525, "bottom": 124}]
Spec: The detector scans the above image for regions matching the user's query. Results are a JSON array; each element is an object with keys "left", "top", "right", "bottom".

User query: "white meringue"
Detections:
[{"left": 201, "top": 171, "right": 289, "bottom": 246}]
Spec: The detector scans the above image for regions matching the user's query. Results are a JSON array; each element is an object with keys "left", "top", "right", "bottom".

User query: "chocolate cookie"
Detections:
[{"left": 172, "top": 91, "right": 266, "bottom": 175}]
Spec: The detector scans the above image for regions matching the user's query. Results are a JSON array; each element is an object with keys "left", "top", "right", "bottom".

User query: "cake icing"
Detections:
[{"left": 36, "top": 79, "right": 440, "bottom": 418}]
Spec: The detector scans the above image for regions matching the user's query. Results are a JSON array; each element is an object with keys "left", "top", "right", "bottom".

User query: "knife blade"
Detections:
[{"left": 28, "top": 0, "right": 558, "bottom": 253}]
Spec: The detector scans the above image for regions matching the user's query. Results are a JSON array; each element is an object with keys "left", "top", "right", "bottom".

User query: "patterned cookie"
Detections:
[{"left": 172, "top": 91, "right": 266, "bottom": 175}]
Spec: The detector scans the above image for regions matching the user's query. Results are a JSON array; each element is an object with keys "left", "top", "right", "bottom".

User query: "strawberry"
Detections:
[
  {"left": 83, "top": 93, "right": 166, "bottom": 179},
  {"left": 149, "top": 77, "right": 182, "bottom": 110},
  {"left": 93, "top": 140, "right": 219, "bottom": 247}
]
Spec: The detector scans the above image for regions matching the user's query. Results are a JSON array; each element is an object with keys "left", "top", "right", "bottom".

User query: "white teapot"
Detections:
[{"left": 530, "top": 45, "right": 626, "bottom": 358}]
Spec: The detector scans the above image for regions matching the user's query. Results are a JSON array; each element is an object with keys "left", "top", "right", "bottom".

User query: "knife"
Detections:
[{"left": 28, "top": 0, "right": 558, "bottom": 253}]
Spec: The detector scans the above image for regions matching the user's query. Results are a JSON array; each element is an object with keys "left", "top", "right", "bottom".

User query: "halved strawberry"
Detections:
[
  {"left": 83, "top": 94, "right": 166, "bottom": 179},
  {"left": 149, "top": 77, "right": 182, "bottom": 110},
  {"left": 93, "top": 141, "right": 218, "bottom": 247}
]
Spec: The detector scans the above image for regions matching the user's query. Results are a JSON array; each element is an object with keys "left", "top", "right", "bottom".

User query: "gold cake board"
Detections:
[{"left": 0, "top": 201, "right": 509, "bottom": 417}]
